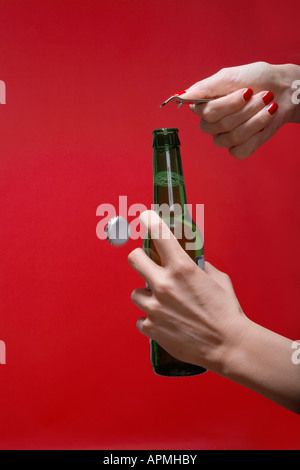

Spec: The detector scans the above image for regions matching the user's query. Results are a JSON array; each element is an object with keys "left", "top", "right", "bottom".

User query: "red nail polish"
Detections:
[
  {"left": 173, "top": 90, "right": 186, "bottom": 96},
  {"left": 267, "top": 102, "right": 278, "bottom": 115},
  {"left": 262, "top": 91, "right": 274, "bottom": 105},
  {"left": 243, "top": 88, "right": 253, "bottom": 101}
]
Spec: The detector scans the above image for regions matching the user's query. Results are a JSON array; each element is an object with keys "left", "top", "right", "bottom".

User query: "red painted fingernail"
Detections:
[
  {"left": 173, "top": 90, "right": 186, "bottom": 96},
  {"left": 267, "top": 102, "right": 278, "bottom": 115},
  {"left": 243, "top": 88, "right": 253, "bottom": 101},
  {"left": 262, "top": 91, "right": 274, "bottom": 105}
]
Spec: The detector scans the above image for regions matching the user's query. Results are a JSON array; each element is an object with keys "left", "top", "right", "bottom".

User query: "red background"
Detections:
[{"left": 0, "top": 0, "right": 299, "bottom": 450}]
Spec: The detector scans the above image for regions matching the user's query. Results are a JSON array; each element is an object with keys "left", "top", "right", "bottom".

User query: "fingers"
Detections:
[
  {"left": 136, "top": 317, "right": 152, "bottom": 337},
  {"left": 139, "top": 210, "right": 186, "bottom": 266},
  {"left": 212, "top": 101, "right": 278, "bottom": 150},
  {"left": 132, "top": 289, "right": 155, "bottom": 338},
  {"left": 191, "top": 88, "right": 253, "bottom": 123},
  {"left": 131, "top": 287, "right": 153, "bottom": 311},
  {"left": 189, "top": 85, "right": 278, "bottom": 158},
  {"left": 228, "top": 122, "right": 278, "bottom": 159},
  {"left": 129, "top": 209, "right": 201, "bottom": 300},
  {"left": 198, "top": 90, "right": 270, "bottom": 134},
  {"left": 128, "top": 247, "right": 161, "bottom": 287}
]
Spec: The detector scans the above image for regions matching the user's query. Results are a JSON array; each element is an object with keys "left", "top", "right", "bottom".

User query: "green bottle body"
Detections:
[{"left": 143, "top": 128, "right": 206, "bottom": 377}]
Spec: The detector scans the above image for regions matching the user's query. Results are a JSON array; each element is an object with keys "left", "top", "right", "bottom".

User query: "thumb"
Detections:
[{"left": 183, "top": 68, "right": 238, "bottom": 100}]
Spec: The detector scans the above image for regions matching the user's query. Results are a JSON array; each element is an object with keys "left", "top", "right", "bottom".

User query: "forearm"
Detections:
[
  {"left": 219, "top": 318, "right": 300, "bottom": 414},
  {"left": 129, "top": 215, "right": 300, "bottom": 414}
]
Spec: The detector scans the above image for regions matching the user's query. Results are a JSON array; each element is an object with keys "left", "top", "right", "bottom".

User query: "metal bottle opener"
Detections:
[{"left": 160, "top": 95, "right": 214, "bottom": 108}]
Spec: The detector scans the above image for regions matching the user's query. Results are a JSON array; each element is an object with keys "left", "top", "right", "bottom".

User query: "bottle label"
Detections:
[
  {"left": 195, "top": 255, "right": 205, "bottom": 270},
  {"left": 154, "top": 171, "right": 184, "bottom": 187}
]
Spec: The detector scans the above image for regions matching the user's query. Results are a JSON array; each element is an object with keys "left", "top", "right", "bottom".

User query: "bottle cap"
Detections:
[{"left": 105, "top": 216, "right": 130, "bottom": 246}]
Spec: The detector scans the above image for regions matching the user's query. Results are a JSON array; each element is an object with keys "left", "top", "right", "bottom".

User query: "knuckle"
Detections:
[
  {"left": 229, "top": 146, "right": 242, "bottom": 159},
  {"left": 219, "top": 117, "right": 233, "bottom": 133},
  {"left": 199, "top": 119, "right": 211, "bottom": 134},
  {"left": 213, "top": 134, "right": 221, "bottom": 147},
  {"left": 131, "top": 289, "right": 137, "bottom": 301},
  {"left": 229, "top": 146, "right": 252, "bottom": 159},
  {"left": 213, "top": 134, "right": 228, "bottom": 148},
  {"left": 230, "top": 128, "right": 242, "bottom": 146},
  {"left": 216, "top": 67, "right": 226, "bottom": 77},
  {"left": 202, "top": 105, "right": 218, "bottom": 123},
  {"left": 259, "top": 113, "right": 270, "bottom": 128},
  {"left": 142, "top": 317, "right": 153, "bottom": 333},
  {"left": 172, "top": 258, "right": 194, "bottom": 277},
  {"left": 146, "top": 298, "right": 160, "bottom": 316},
  {"left": 221, "top": 272, "right": 232, "bottom": 285},
  {"left": 154, "top": 278, "right": 171, "bottom": 297}
]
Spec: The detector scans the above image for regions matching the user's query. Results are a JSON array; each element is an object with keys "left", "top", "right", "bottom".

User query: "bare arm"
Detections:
[
  {"left": 219, "top": 319, "right": 300, "bottom": 414},
  {"left": 128, "top": 211, "right": 300, "bottom": 414}
]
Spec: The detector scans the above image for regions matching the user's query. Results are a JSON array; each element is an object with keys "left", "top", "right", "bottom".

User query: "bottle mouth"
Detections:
[
  {"left": 152, "top": 128, "right": 180, "bottom": 148},
  {"left": 152, "top": 128, "right": 179, "bottom": 135}
]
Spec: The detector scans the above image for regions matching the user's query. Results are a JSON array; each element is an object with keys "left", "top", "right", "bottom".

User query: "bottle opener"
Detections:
[{"left": 160, "top": 95, "right": 214, "bottom": 108}]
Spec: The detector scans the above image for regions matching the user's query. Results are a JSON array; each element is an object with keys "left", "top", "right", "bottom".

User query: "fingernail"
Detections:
[
  {"left": 267, "top": 102, "right": 278, "bottom": 115},
  {"left": 262, "top": 91, "right": 274, "bottom": 105},
  {"left": 173, "top": 90, "right": 186, "bottom": 96},
  {"left": 243, "top": 88, "right": 253, "bottom": 101}
]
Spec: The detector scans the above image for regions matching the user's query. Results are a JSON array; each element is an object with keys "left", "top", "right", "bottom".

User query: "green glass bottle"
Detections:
[{"left": 143, "top": 128, "right": 207, "bottom": 377}]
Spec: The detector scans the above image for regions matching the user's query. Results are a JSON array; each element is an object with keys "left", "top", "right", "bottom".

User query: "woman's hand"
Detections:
[
  {"left": 177, "top": 62, "right": 300, "bottom": 158},
  {"left": 128, "top": 211, "right": 300, "bottom": 414},
  {"left": 128, "top": 210, "right": 249, "bottom": 373}
]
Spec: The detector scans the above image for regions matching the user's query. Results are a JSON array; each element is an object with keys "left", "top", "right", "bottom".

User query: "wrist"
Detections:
[
  {"left": 206, "top": 314, "right": 253, "bottom": 377},
  {"left": 219, "top": 317, "right": 256, "bottom": 379},
  {"left": 216, "top": 318, "right": 300, "bottom": 413}
]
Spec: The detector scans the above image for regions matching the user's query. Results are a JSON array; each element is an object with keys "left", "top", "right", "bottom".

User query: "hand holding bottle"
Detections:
[
  {"left": 129, "top": 210, "right": 300, "bottom": 414},
  {"left": 129, "top": 210, "right": 249, "bottom": 371},
  {"left": 178, "top": 62, "right": 300, "bottom": 158}
]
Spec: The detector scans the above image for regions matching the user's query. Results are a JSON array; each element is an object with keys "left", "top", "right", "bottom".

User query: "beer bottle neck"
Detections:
[{"left": 152, "top": 129, "right": 187, "bottom": 213}]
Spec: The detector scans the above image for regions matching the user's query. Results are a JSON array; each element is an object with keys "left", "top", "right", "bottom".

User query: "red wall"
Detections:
[{"left": 0, "top": 0, "right": 299, "bottom": 449}]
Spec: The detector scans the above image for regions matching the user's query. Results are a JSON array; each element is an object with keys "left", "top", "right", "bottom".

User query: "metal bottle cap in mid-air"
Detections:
[{"left": 105, "top": 216, "right": 130, "bottom": 246}]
